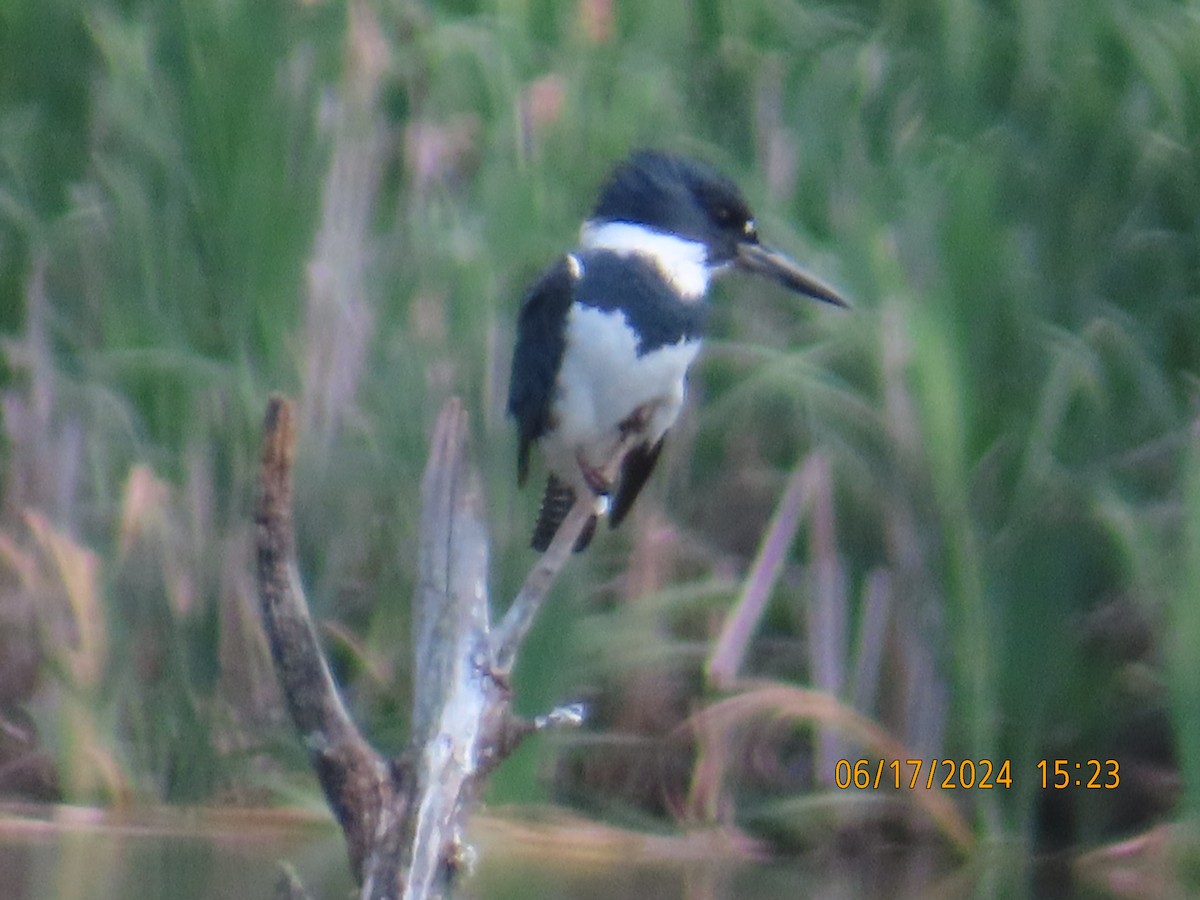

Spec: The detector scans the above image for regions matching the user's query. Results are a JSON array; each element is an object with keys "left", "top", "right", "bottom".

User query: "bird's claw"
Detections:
[{"left": 576, "top": 453, "right": 612, "bottom": 496}]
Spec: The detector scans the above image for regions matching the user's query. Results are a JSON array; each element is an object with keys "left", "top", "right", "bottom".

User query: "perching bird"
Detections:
[{"left": 507, "top": 150, "right": 845, "bottom": 552}]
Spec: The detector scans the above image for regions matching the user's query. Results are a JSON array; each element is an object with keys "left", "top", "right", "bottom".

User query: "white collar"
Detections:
[{"left": 579, "top": 220, "right": 711, "bottom": 300}]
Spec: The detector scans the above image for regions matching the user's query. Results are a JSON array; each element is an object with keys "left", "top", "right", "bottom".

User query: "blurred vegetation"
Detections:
[{"left": 1, "top": 0, "right": 1198, "bottom": 883}]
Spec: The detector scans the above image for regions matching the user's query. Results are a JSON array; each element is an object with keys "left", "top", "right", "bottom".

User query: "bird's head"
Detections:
[{"left": 583, "top": 150, "right": 846, "bottom": 307}]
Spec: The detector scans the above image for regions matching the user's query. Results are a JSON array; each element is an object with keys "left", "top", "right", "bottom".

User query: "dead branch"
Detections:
[
  {"left": 492, "top": 431, "right": 640, "bottom": 675},
  {"left": 254, "top": 394, "right": 601, "bottom": 899},
  {"left": 256, "top": 395, "right": 392, "bottom": 881}
]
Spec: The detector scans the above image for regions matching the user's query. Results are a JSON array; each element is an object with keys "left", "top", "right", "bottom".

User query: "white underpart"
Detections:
[
  {"left": 545, "top": 303, "right": 700, "bottom": 494},
  {"left": 579, "top": 220, "right": 712, "bottom": 300}
]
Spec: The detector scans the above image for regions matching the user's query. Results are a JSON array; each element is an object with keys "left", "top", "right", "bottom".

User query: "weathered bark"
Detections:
[
  {"left": 254, "top": 394, "right": 614, "bottom": 899},
  {"left": 257, "top": 395, "right": 393, "bottom": 881}
]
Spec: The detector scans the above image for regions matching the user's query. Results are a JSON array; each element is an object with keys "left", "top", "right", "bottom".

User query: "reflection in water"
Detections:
[
  {"left": 0, "top": 806, "right": 1135, "bottom": 899},
  {"left": 0, "top": 808, "right": 350, "bottom": 900}
]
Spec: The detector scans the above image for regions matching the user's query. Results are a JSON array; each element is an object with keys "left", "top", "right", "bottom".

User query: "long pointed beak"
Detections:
[{"left": 735, "top": 242, "right": 848, "bottom": 308}]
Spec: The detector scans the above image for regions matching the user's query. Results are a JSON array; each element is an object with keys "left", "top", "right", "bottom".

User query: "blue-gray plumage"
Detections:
[{"left": 508, "top": 150, "right": 845, "bottom": 551}]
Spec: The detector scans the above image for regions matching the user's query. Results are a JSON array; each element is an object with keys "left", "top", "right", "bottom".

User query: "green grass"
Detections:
[{"left": 1, "top": 0, "right": 1198, "bottom": 872}]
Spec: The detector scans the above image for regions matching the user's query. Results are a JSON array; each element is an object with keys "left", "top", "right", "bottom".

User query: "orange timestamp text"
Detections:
[
  {"left": 834, "top": 758, "right": 1122, "bottom": 790},
  {"left": 835, "top": 758, "right": 1013, "bottom": 790},
  {"left": 1036, "top": 758, "right": 1120, "bottom": 789}
]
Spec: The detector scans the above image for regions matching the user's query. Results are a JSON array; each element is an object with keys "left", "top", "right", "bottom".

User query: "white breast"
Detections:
[{"left": 546, "top": 303, "right": 700, "bottom": 484}]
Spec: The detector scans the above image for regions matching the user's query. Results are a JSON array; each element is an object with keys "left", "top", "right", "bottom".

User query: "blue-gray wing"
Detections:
[{"left": 507, "top": 257, "right": 575, "bottom": 485}]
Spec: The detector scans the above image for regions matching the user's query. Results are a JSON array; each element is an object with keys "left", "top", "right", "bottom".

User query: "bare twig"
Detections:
[
  {"left": 491, "top": 491, "right": 594, "bottom": 676},
  {"left": 492, "top": 431, "right": 640, "bottom": 675}
]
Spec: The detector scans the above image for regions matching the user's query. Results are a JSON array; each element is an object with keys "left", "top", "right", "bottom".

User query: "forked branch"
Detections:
[{"left": 254, "top": 394, "right": 614, "bottom": 899}]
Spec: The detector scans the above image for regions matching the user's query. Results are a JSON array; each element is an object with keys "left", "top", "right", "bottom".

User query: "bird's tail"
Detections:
[{"left": 531, "top": 474, "right": 596, "bottom": 553}]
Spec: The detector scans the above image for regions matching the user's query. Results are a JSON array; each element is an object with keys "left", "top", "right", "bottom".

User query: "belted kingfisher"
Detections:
[{"left": 507, "top": 150, "right": 845, "bottom": 552}]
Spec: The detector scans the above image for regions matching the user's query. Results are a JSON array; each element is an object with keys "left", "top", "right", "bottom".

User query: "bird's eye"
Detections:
[{"left": 743, "top": 219, "right": 757, "bottom": 240}]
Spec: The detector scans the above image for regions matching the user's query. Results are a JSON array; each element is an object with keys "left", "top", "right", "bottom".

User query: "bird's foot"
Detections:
[{"left": 575, "top": 452, "right": 612, "bottom": 497}]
